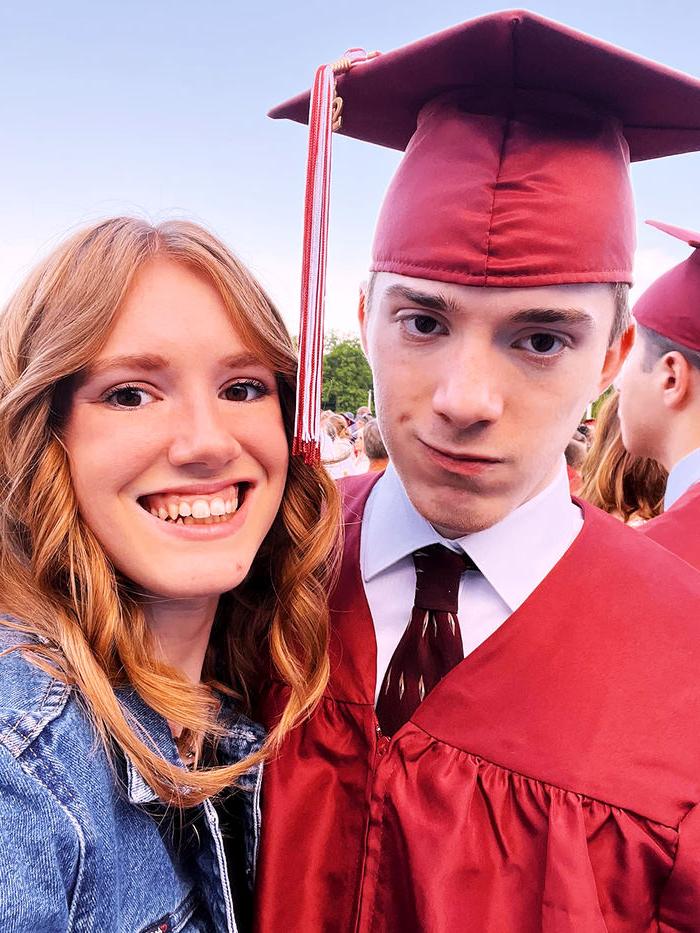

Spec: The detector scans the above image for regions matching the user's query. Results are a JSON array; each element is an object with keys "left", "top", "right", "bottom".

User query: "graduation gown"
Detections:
[
  {"left": 640, "top": 483, "right": 700, "bottom": 572},
  {"left": 254, "top": 473, "right": 700, "bottom": 932}
]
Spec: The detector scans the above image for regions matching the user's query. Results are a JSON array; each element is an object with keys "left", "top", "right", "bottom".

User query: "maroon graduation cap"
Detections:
[
  {"left": 633, "top": 221, "right": 700, "bottom": 351},
  {"left": 270, "top": 10, "right": 700, "bottom": 459}
]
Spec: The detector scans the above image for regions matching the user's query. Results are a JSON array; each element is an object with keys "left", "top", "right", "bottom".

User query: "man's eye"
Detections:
[
  {"left": 102, "top": 385, "right": 155, "bottom": 408},
  {"left": 520, "top": 333, "right": 565, "bottom": 355},
  {"left": 222, "top": 380, "right": 267, "bottom": 402},
  {"left": 402, "top": 315, "right": 446, "bottom": 337}
]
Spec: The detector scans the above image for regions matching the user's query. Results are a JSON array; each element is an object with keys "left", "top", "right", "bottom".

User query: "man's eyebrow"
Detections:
[
  {"left": 507, "top": 307, "right": 595, "bottom": 329},
  {"left": 383, "top": 284, "right": 461, "bottom": 315},
  {"left": 382, "top": 288, "right": 595, "bottom": 330},
  {"left": 82, "top": 351, "right": 265, "bottom": 379}
]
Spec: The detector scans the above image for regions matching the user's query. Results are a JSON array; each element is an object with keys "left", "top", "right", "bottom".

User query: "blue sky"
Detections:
[{"left": 1, "top": 0, "right": 698, "bottom": 335}]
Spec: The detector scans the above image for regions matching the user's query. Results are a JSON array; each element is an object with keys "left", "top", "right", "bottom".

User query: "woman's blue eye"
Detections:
[
  {"left": 103, "top": 386, "right": 154, "bottom": 408},
  {"left": 222, "top": 380, "right": 267, "bottom": 402}
]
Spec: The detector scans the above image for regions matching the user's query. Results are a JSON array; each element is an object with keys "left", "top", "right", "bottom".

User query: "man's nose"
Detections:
[{"left": 431, "top": 351, "right": 505, "bottom": 428}]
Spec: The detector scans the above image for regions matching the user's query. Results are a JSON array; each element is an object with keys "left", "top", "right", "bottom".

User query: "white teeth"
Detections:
[
  {"left": 210, "top": 497, "right": 226, "bottom": 516},
  {"left": 191, "top": 499, "right": 211, "bottom": 519},
  {"left": 145, "top": 485, "right": 241, "bottom": 523}
]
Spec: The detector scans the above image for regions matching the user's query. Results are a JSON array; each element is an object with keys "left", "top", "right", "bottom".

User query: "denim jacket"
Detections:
[{"left": 0, "top": 626, "right": 265, "bottom": 933}]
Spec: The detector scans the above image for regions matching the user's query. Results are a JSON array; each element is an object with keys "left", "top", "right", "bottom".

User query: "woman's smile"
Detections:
[{"left": 137, "top": 481, "right": 255, "bottom": 541}]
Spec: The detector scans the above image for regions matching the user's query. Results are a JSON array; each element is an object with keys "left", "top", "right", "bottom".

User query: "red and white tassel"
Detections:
[{"left": 293, "top": 48, "right": 377, "bottom": 465}]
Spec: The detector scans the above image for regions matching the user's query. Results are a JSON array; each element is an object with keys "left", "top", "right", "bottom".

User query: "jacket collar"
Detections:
[{"left": 116, "top": 685, "right": 264, "bottom": 805}]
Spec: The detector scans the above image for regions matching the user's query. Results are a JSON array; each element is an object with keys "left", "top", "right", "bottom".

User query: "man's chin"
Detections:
[{"left": 403, "top": 483, "right": 511, "bottom": 538}]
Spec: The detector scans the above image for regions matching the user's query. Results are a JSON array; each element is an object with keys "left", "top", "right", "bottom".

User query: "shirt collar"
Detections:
[
  {"left": 364, "top": 459, "right": 581, "bottom": 612},
  {"left": 664, "top": 447, "right": 700, "bottom": 509}
]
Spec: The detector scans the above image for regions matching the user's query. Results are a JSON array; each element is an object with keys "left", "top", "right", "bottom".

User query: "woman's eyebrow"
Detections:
[
  {"left": 83, "top": 353, "right": 169, "bottom": 378},
  {"left": 83, "top": 351, "right": 264, "bottom": 379},
  {"left": 507, "top": 307, "right": 595, "bottom": 329}
]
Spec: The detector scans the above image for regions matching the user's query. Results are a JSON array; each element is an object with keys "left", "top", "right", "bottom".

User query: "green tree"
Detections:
[{"left": 322, "top": 335, "right": 373, "bottom": 413}]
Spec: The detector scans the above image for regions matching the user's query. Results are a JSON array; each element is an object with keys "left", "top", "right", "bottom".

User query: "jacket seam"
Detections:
[
  {"left": 251, "top": 761, "right": 263, "bottom": 884},
  {"left": 15, "top": 751, "right": 85, "bottom": 932},
  {"left": 0, "top": 666, "right": 71, "bottom": 757}
]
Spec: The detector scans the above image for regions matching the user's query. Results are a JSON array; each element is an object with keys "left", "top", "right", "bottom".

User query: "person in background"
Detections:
[
  {"left": 352, "top": 424, "right": 371, "bottom": 474},
  {"left": 356, "top": 405, "right": 372, "bottom": 421},
  {"left": 581, "top": 417, "right": 597, "bottom": 446},
  {"left": 0, "top": 217, "right": 340, "bottom": 932},
  {"left": 363, "top": 418, "right": 389, "bottom": 473},
  {"left": 564, "top": 430, "right": 587, "bottom": 494},
  {"left": 619, "top": 220, "right": 700, "bottom": 565},
  {"left": 579, "top": 390, "right": 667, "bottom": 525},
  {"left": 577, "top": 421, "right": 593, "bottom": 448},
  {"left": 256, "top": 12, "right": 700, "bottom": 931},
  {"left": 321, "top": 412, "right": 358, "bottom": 479}
]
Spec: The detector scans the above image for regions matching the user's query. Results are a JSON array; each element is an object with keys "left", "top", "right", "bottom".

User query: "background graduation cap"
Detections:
[
  {"left": 270, "top": 9, "right": 700, "bottom": 462},
  {"left": 633, "top": 220, "right": 700, "bottom": 352}
]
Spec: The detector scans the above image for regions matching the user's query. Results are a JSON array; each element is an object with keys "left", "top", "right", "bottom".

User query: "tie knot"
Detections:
[{"left": 412, "top": 543, "right": 474, "bottom": 613}]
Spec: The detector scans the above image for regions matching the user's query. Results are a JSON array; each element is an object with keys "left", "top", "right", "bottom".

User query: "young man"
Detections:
[
  {"left": 619, "top": 220, "right": 700, "bottom": 567},
  {"left": 256, "top": 12, "right": 700, "bottom": 930}
]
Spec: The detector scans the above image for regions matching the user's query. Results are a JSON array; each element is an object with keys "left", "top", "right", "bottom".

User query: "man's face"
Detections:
[
  {"left": 618, "top": 331, "right": 665, "bottom": 461},
  {"left": 360, "top": 273, "right": 628, "bottom": 536}
]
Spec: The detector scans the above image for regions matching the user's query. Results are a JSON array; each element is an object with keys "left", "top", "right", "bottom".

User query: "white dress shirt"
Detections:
[
  {"left": 664, "top": 447, "right": 700, "bottom": 509},
  {"left": 361, "top": 461, "right": 583, "bottom": 700}
]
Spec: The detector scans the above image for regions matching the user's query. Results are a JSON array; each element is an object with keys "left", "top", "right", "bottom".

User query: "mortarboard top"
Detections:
[
  {"left": 633, "top": 220, "right": 700, "bottom": 351},
  {"left": 270, "top": 9, "right": 700, "bottom": 288}
]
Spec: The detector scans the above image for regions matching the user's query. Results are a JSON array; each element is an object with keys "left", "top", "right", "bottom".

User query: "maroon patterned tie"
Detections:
[{"left": 376, "top": 543, "right": 475, "bottom": 736}]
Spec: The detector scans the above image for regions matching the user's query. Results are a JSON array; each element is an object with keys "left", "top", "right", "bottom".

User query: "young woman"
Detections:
[
  {"left": 0, "top": 217, "right": 340, "bottom": 932},
  {"left": 579, "top": 390, "right": 667, "bottom": 524}
]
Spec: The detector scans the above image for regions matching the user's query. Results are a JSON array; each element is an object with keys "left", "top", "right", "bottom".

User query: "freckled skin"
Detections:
[
  {"left": 360, "top": 273, "right": 631, "bottom": 536},
  {"left": 63, "top": 258, "right": 289, "bottom": 601}
]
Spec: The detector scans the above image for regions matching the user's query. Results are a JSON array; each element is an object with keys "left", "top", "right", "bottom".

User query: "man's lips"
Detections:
[
  {"left": 419, "top": 439, "right": 504, "bottom": 475},
  {"left": 419, "top": 439, "right": 503, "bottom": 462}
]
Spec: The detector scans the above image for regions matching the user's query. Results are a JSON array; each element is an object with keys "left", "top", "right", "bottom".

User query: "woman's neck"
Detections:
[{"left": 143, "top": 595, "right": 219, "bottom": 684}]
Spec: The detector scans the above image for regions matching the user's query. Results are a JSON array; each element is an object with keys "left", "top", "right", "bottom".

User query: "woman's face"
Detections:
[{"left": 63, "top": 257, "right": 289, "bottom": 599}]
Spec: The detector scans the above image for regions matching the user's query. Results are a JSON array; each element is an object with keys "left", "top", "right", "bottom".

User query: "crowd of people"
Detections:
[{"left": 320, "top": 407, "right": 388, "bottom": 478}]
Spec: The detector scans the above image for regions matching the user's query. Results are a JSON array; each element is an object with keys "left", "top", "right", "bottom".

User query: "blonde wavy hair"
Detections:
[
  {"left": 0, "top": 217, "right": 341, "bottom": 805},
  {"left": 579, "top": 390, "right": 667, "bottom": 523}
]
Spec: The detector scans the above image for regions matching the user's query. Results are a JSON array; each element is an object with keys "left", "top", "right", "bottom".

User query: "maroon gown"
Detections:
[
  {"left": 255, "top": 473, "right": 700, "bottom": 932},
  {"left": 641, "top": 483, "right": 700, "bottom": 572}
]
